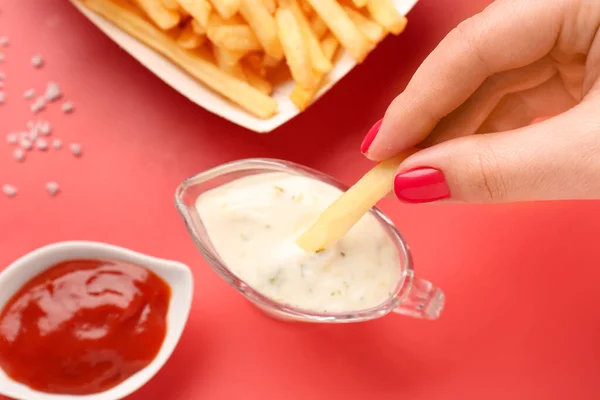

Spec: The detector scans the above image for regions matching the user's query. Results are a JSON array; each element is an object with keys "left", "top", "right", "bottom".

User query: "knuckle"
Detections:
[
  {"left": 453, "top": 18, "right": 491, "bottom": 75},
  {"left": 454, "top": 140, "right": 508, "bottom": 202},
  {"left": 454, "top": 17, "right": 475, "bottom": 37},
  {"left": 388, "top": 86, "right": 439, "bottom": 127}
]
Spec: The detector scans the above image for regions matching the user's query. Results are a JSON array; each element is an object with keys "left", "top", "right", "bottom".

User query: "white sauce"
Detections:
[{"left": 196, "top": 172, "right": 401, "bottom": 314}]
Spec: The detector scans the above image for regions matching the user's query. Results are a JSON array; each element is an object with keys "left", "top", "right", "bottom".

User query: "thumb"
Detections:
[{"left": 392, "top": 105, "right": 600, "bottom": 203}]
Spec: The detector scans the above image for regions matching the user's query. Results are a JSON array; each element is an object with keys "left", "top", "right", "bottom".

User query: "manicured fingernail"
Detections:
[
  {"left": 361, "top": 119, "right": 383, "bottom": 154},
  {"left": 394, "top": 168, "right": 450, "bottom": 203}
]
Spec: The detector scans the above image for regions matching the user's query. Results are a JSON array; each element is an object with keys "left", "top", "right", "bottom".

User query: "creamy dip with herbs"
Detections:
[{"left": 195, "top": 172, "right": 401, "bottom": 313}]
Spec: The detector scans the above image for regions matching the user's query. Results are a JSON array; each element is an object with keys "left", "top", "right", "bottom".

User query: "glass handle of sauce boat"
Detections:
[{"left": 393, "top": 271, "right": 445, "bottom": 320}]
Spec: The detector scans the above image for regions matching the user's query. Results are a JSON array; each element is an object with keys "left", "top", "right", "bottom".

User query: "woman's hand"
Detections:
[{"left": 361, "top": 0, "right": 600, "bottom": 203}]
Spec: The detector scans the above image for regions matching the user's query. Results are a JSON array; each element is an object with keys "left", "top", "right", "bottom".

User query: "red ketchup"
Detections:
[{"left": 0, "top": 259, "right": 171, "bottom": 395}]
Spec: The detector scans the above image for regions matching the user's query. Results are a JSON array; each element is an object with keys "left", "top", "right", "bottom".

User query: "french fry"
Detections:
[
  {"left": 243, "top": 64, "right": 273, "bottom": 94},
  {"left": 275, "top": 7, "right": 315, "bottom": 89},
  {"left": 224, "top": 49, "right": 247, "bottom": 66},
  {"left": 306, "top": 0, "right": 372, "bottom": 62},
  {"left": 191, "top": 18, "right": 207, "bottom": 34},
  {"left": 206, "top": 12, "right": 246, "bottom": 41},
  {"left": 245, "top": 52, "right": 267, "bottom": 76},
  {"left": 343, "top": 6, "right": 386, "bottom": 44},
  {"left": 309, "top": 14, "right": 328, "bottom": 39},
  {"left": 206, "top": 14, "right": 249, "bottom": 64},
  {"left": 177, "top": 0, "right": 212, "bottom": 27},
  {"left": 214, "top": 47, "right": 247, "bottom": 66},
  {"left": 282, "top": 0, "right": 332, "bottom": 74},
  {"left": 207, "top": 12, "right": 245, "bottom": 26},
  {"left": 161, "top": 0, "right": 179, "bottom": 11},
  {"left": 135, "top": 0, "right": 180, "bottom": 30},
  {"left": 178, "top": 6, "right": 190, "bottom": 18},
  {"left": 320, "top": 32, "right": 340, "bottom": 58},
  {"left": 367, "top": 0, "right": 408, "bottom": 35},
  {"left": 213, "top": 45, "right": 248, "bottom": 80},
  {"left": 296, "top": 150, "right": 418, "bottom": 253},
  {"left": 209, "top": 0, "right": 240, "bottom": 19},
  {"left": 261, "top": 0, "right": 276, "bottom": 13},
  {"left": 239, "top": 0, "right": 283, "bottom": 59},
  {"left": 82, "top": 0, "right": 410, "bottom": 119},
  {"left": 177, "top": 20, "right": 206, "bottom": 49},
  {"left": 262, "top": 53, "right": 281, "bottom": 68},
  {"left": 228, "top": 64, "right": 247, "bottom": 81},
  {"left": 83, "top": 0, "right": 277, "bottom": 118},
  {"left": 208, "top": 24, "right": 262, "bottom": 52},
  {"left": 289, "top": 33, "right": 338, "bottom": 111},
  {"left": 299, "top": 0, "right": 313, "bottom": 15}
]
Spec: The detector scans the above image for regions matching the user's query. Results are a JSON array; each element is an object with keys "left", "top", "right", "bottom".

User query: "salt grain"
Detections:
[
  {"left": 31, "top": 55, "right": 43, "bottom": 68},
  {"left": 36, "top": 138, "right": 48, "bottom": 151},
  {"left": 46, "top": 181, "right": 59, "bottom": 196},
  {"left": 24, "top": 88, "right": 35, "bottom": 99},
  {"left": 13, "top": 148, "right": 24, "bottom": 162},
  {"left": 20, "top": 137, "right": 32, "bottom": 150},
  {"left": 44, "top": 82, "right": 61, "bottom": 102},
  {"left": 61, "top": 102, "right": 74, "bottom": 113},
  {"left": 1, "top": 51, "right": 79, "bottom": 199},
  {"left": 70, "top": 143, "right": 82, "bottom": 157},
  {"left": 0, "top": 37, "right": 8, "bottom": 47},
  {"left": 39, "top": 122, "right": 51, "bottom": 135},
  {"left": 31, "top": 97, "right": 46, "bottom": 113},
  {"left": 2, "top": 184, "right": 17, "bottom": 198}
]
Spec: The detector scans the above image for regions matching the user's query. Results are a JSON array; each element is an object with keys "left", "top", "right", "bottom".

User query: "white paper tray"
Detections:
[{"left": 71, "top": 0, "right": 420, "bottom": 132}]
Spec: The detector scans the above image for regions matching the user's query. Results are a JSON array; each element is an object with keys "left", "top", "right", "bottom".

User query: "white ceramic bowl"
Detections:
[{"left": 0, "top": 241, "right": 194, "bottom": 400}]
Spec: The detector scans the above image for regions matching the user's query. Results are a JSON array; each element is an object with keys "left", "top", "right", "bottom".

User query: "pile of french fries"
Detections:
[{"left": 80, "top": 0, "right": 407, "bottom": 119}]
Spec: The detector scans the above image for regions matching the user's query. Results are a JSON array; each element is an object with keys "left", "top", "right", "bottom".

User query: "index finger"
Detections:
[{"left": 365, "top": 0, "right": 564, "bottom": 160}]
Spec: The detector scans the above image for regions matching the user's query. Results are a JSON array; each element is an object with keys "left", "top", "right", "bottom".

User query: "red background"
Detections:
[{"left": 2, "top": 1, "right": 600, "bottom": 399}]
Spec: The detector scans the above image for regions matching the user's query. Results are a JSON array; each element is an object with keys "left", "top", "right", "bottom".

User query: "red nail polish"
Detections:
[
  {"left": 394, "top": 168, "right": 450, "bottom": 203},
  {"left": 361, "top": 119, "right": 383, "bottom": 154}
]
